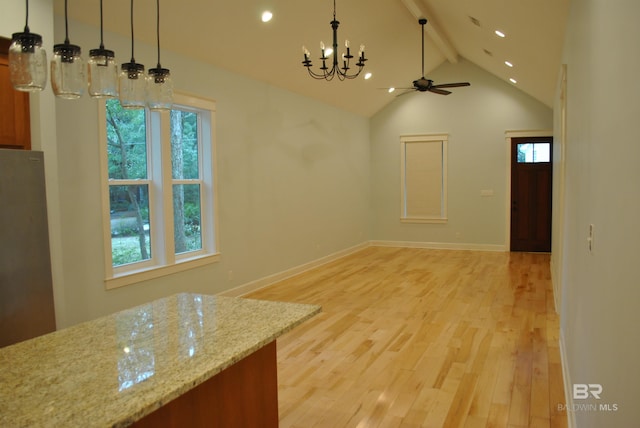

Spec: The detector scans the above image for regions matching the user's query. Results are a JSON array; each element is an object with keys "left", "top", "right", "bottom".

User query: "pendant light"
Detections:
[
  {"left": 147, "top": 0, "right": 173, "bottom": 111},
  {"left": 119, "top": 0, "right": 146, "bottom": 109},
  {"left": 51, "top": 0, "right": 85, "bottom": 99},
  {"left": 9, "top": 0, "right": 47, "bottom": 92},
  {"left": 88, "top": 0, "right": 118, "bottom": 98}
]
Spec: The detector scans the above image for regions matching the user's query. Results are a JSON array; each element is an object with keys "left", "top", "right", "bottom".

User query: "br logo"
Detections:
[{"left": 573, "top": 384, "right": 603, "bottom": 400}]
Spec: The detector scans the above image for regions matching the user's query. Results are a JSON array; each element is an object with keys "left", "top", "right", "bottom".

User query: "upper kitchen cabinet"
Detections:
[{"left": 0, "top": 37, "right": 31, "bottom": 150}]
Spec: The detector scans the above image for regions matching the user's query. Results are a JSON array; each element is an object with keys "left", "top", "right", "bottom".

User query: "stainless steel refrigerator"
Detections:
[{"left": 0, "top": 149, "right": 56, "bottom": 347}]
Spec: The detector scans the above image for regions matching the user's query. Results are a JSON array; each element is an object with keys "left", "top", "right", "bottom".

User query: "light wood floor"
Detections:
[{"left": 246, "top": 246, "right": 567, "bottom": 428}]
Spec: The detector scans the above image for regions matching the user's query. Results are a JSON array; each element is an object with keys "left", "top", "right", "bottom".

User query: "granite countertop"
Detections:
[{"left": 0, "top": 293, "right": 321, "bottom": 427}]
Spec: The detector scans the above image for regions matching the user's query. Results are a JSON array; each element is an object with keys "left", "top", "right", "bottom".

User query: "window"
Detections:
[
  {"left": 400, "top": 134, "right": 448, "bottom": 223},
  {"left": 516, "top": 142, "right": 550, "bottom": 163},
  {"left": 99, "top": 93, "right": 219, "bottom": 289}
]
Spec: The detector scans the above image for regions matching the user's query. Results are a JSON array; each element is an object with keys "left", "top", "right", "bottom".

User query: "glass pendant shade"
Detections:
[
  {"left": 9, "top": 31, "right": 47, "bottom": 92},
  {"left": 147, "top": 67, "right": 173, "bottom": 111},
  {"left": 119, "top": 62, "right": 146, "bottom": 109},
  {"left": 88, "top": 48, "right": 118, "bottom": 98},
  {"left": 51, "top": 43, "right": 85, "bottom": 99}
]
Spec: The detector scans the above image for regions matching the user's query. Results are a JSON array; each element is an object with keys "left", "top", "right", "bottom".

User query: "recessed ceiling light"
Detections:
[
  {"left": 364, "top": 72, "right": 372, "bottom": 80},
  {"left": 495, "top": 30, "right": 506, "bottom": 38},
  {"left": 509, "top": 78, "right": 517, "bottom": 84},
  {"left": 261, "top": 11, "right": 273, "bottom": 22},
  {"left": 505, "top": 61, "right": 513, "bottom": 67},
  {"left": 388, "top": 87, "right": 395, "bottom": 93}
]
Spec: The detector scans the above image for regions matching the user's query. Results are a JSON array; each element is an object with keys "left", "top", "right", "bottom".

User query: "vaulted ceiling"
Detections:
[{"left": 55, "top": 0, "right": 571, "bottom": 117}]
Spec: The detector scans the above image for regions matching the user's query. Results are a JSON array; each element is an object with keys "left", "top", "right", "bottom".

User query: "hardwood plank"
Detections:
[{"left": 247, "top": 247, "right": 567, "bottom": 427}]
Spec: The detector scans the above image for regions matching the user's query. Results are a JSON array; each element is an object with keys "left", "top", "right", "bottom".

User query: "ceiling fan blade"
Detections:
[
  {"left": 396, "top": 89, "right": 416, "bottom": 97},
  {"left": 431, "top": 82, "right": 471, "bottom": 89},
  {"left": 428, "top": 88, "right": 452, "bottom": 95}
]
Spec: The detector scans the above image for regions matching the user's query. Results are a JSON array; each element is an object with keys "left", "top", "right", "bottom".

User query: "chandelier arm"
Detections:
[{"left": 307, "top": 67, "right": 330, "bottom": 80}]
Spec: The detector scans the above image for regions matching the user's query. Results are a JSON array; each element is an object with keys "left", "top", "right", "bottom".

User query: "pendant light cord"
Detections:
[
  {"left": 64, "top": 0, "right": 70, "bottom": 44},
  {"left": 156, "top": 0, "right": 161, "bottom": 68},
  {"left": 129, "top": 0, "right": 135, "bottom": 62},
  {"left": 99, "top": 0, "right": 105, "bottom": 49},
  {"left": 24, "top": 0, "right": 30, "bottom": 32}
]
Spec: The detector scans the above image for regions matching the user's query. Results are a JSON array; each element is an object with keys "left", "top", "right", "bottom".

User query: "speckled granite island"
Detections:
[{"left": 0, "top": 293, "right": 321, "bottom": 427}]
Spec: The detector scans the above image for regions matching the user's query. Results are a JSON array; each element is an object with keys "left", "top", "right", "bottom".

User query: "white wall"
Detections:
[
  {"left": 557, "top": 0, "right": 640, "bottom": 426},
  {"left": 370, "top": 58, "right": 552, "bottom": 248},
  {"left": 49, "top": 18, "right": 370, "bottom": 327}
]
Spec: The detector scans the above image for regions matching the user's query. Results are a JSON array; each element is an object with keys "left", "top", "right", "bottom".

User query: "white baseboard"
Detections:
[
  {"left": 221, "top": 240, "right": 506, "bottom": 298},
  {"left": 218, "top": 242, "right": 371, "bottom": 297},
  {"left": 370, "top": 240, "right": 507, "bottom": 252},
  {"left": 559, "top": 329, "right": 576, "bottom": 428}
]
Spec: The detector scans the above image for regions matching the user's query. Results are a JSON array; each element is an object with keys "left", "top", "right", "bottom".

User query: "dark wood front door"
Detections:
[{"left": 510, "top": 136, "right": 552, "bottom": 252}]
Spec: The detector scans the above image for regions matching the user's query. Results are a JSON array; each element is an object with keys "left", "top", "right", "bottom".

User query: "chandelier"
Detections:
[{"left": 302, "top": 0, "right": 367, "bottom": 81}]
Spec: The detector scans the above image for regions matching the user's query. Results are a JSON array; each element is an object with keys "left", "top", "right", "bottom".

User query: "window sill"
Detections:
[
  {"left": 105, "top": 253, "right": 221, "bottom": 290},
  {"left": 400, "top": 217, "right": 448, "bottom": 224}
]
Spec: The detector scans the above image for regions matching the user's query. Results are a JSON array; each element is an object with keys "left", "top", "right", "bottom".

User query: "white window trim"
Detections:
[
  {"left": 98, "top": 92, "right": 220, "bottom": 289},
  {"left": 400, "top": 134, "right": 448, "bottom": 224}
]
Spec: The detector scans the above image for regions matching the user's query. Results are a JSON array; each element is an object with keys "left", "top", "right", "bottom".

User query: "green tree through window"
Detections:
[
  {"left": 170, "top": 109, "right": 202, "bottom": 254},
  {"left": 106, "top": 100, "right": 151, "bottom": 265},
  {"left": 100, "top": 94, "right": 218, "bottom": 286}
]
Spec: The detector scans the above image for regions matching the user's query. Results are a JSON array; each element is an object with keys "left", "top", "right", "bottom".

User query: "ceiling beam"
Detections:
[{"left": 400, "top": 0, "right": 459, "bottom": 63}]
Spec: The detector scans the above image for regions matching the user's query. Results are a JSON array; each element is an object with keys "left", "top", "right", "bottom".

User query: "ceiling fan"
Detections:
[{"left": 393, "top": 18, "right": 470, "bottom": 95}]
